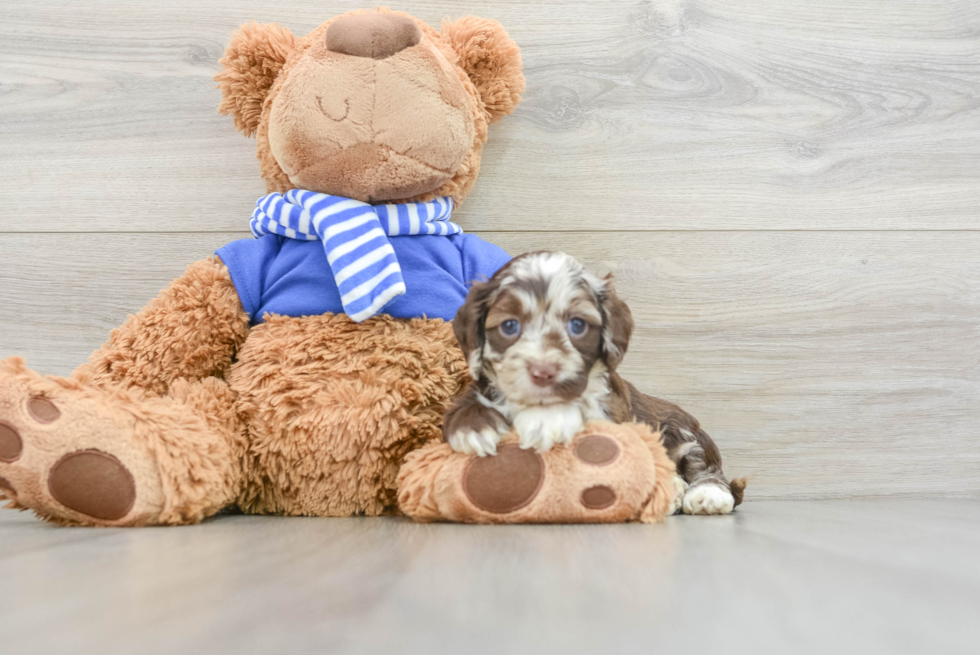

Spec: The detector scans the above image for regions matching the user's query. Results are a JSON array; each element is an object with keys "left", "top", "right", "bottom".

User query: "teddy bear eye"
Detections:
[
  {"left": 567, "top": 318, "right": 587, "bottom": 336},
  {"left": 499, "top": 319, "right": 521, "bottom": 337}
]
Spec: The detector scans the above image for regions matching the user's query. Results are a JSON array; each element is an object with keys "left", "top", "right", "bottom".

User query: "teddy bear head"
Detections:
[{"left": 215, "top": 8, "right": 524, "bottom": 205}]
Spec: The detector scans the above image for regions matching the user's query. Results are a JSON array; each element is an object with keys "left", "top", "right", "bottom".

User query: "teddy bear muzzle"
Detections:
[
  {"left": 266, "top": 16, "right": 477, "bottom": 203},
  {"left": 326, "top": 13, "right": 422, "bottom": 60}
]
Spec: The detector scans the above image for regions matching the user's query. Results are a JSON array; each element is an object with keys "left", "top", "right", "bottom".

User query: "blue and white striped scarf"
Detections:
[{"left": 250, "top": 190, "right": 461, "bottom": 322}]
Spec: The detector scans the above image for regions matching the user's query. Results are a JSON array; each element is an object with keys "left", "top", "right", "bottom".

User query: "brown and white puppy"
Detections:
[{"left": 443, "top": 251, "right": 743, "bottom": 515}]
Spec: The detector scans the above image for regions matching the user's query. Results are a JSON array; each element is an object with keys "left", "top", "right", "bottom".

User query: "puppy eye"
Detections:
[
  {"left": 499, "top": 319, "right": 521, "bottom": 337},
  {"left": 567, "top": 318, "right": 588, "bottom": 336}
]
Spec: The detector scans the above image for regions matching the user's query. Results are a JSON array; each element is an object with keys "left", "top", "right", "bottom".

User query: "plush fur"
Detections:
[
  {"left": 0, "top": 8, "right": 521, "bottom": 527},
  {"left": 215, "top": 21, "right": 296, "bottom": 137}
]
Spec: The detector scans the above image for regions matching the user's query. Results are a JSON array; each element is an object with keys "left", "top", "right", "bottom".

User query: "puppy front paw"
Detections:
[
  {"left": 514, "top": 405, "right": 584, "bottom": 453},
  {"left": 682, "top": 482, "right": 735, "bottom": 516},
  {"left": 446, "top": 427, "right": 502, "bottom": 457},
  {"left": 669, "top": 475, "right": 689, "bottom": 515},
  {"left": 443, "top": 392, "right": 508, "bottom": 457}
]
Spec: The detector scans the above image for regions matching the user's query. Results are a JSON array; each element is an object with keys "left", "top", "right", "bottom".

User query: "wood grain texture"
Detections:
[
  {"left": 2, "top": 500, "right": 979, "bottom": 654},
  {"left": 1, "top": 0, "right": 979, "bottom": 231},
  {"left": 2, "top": 232, "right": 977, "bottom": 499}
]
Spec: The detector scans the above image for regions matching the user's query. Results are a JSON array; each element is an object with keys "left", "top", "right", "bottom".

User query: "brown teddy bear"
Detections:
[{"left": 0, "top": 8, "right": 526, "bottom": 526}]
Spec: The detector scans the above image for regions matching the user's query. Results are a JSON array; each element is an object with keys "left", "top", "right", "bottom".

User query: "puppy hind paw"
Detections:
[{"left": 682, "top": 483, "right": 735, "bottom": 516}]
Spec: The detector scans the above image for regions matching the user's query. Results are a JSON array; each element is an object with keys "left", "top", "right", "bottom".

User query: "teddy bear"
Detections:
[{"left": 0, "top": 8, "right": 526, "bottom": 526}]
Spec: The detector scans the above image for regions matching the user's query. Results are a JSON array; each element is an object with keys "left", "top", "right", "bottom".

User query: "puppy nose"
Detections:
[
  {"left": 325, "top": 13, "right": 422, "bottom": 60},
  {"left": 528, "top": 361, "right": 558, "bottom": 387}
]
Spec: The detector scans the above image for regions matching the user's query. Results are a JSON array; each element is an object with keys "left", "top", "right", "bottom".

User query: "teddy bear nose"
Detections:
[{"left": 326, "top": 13, "right": 422, "bottom": 60}]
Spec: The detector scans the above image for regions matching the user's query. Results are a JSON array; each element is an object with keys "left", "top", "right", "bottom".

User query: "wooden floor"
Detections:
[{"left": 0, "top": 499, "right": 977, "bottom": 654}]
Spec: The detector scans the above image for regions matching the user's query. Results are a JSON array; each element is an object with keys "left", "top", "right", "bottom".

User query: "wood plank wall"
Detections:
[{"left": 1, "top": 0, "right": 978, "bottom": 499}]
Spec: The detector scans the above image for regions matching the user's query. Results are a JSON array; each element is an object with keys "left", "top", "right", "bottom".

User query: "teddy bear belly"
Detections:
[{"left": 226, "top": 311, "right": 468, "bottom": 517}]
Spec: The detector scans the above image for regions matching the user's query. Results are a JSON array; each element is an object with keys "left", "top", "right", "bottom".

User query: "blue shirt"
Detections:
[{"left": 216, "top": 233, "right": 510, "bottom": 324}]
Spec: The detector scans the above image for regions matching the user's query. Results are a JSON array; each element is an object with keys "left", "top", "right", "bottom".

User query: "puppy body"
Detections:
[
  {"left": 446, "top": 252, "right": 620, "bottom": 455},
  {"left": 444, "top": 251, "right": 741, "bottom": 515},
  {"left": 446, "top": 363, "right": 610, "bottom": 456}
]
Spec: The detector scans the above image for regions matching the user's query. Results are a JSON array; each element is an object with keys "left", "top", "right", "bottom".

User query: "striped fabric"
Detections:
[{"left": 250, "top": 190, "right": 461, "bottom": 322}]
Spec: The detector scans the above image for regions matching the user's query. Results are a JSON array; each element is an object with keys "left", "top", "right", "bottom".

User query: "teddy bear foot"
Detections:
[
  {"left": 398, "top": 421, "right": 679, "bottom": 524},
  {"left": 0, "top": 357, "right": 169, "bottom": 526}
]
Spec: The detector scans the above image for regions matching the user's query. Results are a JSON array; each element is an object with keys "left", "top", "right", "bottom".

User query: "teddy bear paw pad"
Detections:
[
  {"left": 0, "top": 421, "right": 23, "bottom": 462},
  {"left": 463, "top": 443, "right": 544, "bottom": 513},
  {"left": 26, "top": 397, "right": 61, "bottom": 423},
  {"left": 580, "top": 485, "right": 617, "bottom": 509},
  {"left": 574, "top": 434, "right": 620, "bottom": 466},
  {"left": 48, "top": 450, "right": 137, "bottom": 521}
]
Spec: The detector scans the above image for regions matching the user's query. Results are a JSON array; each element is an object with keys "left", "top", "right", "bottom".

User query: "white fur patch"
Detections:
[
  {"left": 447, "top": 426, "right": 502, "bottom": 457},
  {"left": 513, "top": 251, "right": 570, "bottom": 281},
  {"left": 682, "top": 483, "right": 735, "bottom": 515},
  {"left": 669, "top": 475, "right": 689, "bottom": 515},
  {"left": 578, "top": 364, "right": 612, "bottom": 422},
  {"left": 672, "top": 441, "right": 698, "bottom": 460},
  {"left": 467, "top": 350, "right": 483, "bottom": 381},
  {"left": 513, "top": 404, "right": 585, "bottom": 452}
]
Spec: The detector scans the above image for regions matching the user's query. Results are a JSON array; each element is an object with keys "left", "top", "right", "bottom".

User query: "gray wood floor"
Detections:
[{"left": 1, "top": 499, "right": 978, "bottom": 655}]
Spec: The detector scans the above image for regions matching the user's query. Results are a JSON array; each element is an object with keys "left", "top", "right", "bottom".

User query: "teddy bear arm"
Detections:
[{"left": 76, "top": 257, "right": 250, "bottom": 395}]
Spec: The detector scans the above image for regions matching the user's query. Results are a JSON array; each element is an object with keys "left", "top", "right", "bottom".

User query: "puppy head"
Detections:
[{"left": 453, "top": 251, "right": 633, "bottom": 405}]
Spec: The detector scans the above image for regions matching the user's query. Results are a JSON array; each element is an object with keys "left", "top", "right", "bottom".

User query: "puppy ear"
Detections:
[
  {"left": 453, "top": 279, "right": 498, "bottom": 380},
  {"left": 216, "top": 21, "right": 296, "bottom": 137},
  {"left": 440, "top": 16, "right": 525, "bottom": 123},
  {"left": 598, "top": 274, "right": 634, "bottom": 372}
]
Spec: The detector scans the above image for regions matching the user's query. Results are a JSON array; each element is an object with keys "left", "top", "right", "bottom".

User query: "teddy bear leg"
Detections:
[
  {"left": 230, "top": 314, "right": 467, "bottom": 517},
  {"left": 0, "top": 256, "right": 249, "bottom": 526},
  {"left": 0, "top": 358, "right": 244, "bottom": 526},
  {"left": 399, "top": 422, "right": 680, "bottom": 524}
]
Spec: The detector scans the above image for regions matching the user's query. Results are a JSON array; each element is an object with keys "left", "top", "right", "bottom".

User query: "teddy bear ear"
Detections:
[
  {"left": 440, "top": 16, "right": 525, "bottom": 124},
  {"left": 215, "top": 21, "right": 296, "bottom": 137}
]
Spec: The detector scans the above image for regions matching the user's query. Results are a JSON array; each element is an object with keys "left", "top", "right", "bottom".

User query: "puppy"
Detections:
[{"left": 443, "top": 251, "right": 742, "bottom": 515}]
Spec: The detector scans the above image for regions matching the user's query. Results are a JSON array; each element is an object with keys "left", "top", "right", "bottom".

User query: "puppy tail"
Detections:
[{"left": 729, "top": 477, "right": 749, "bottom": 507}]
